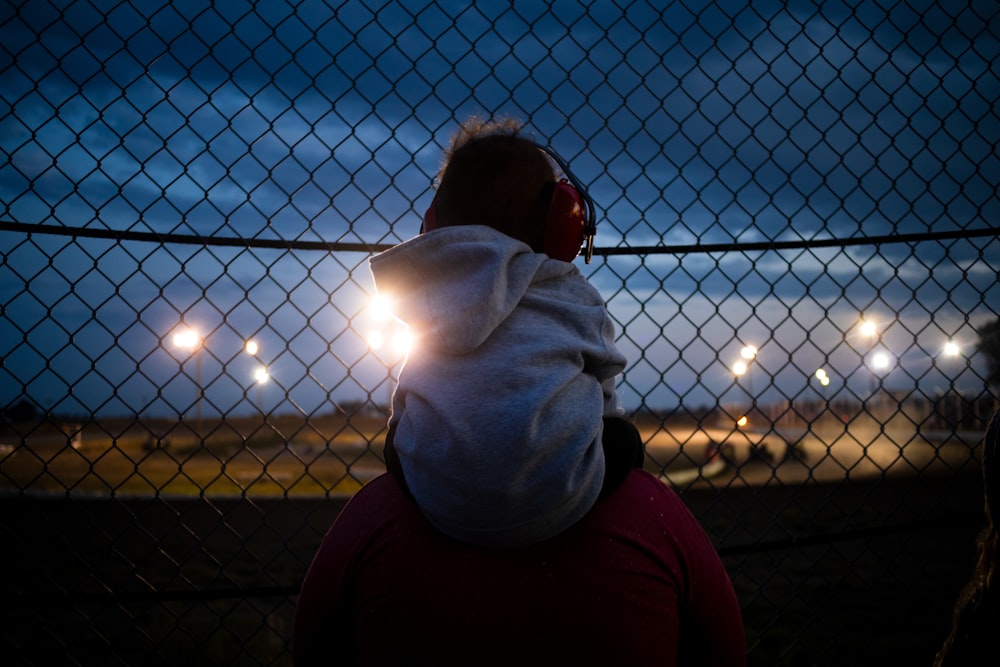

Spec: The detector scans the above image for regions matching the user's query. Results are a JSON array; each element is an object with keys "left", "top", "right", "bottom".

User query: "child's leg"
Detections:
[
  {"left": 382, "top": 421, "right": 415, "bottom": 499},
  {"left": 600, "top": 417, "right": 645, "bottom": 496}
]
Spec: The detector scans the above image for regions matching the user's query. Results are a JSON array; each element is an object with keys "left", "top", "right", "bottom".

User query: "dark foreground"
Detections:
[{"left": 0, "top": 464, "right": 986, "bottom": 666}]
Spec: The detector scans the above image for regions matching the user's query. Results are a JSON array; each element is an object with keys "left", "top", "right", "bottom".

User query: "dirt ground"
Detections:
[{"left": 1, "top": 462, "right": 986, "bottom": 666}]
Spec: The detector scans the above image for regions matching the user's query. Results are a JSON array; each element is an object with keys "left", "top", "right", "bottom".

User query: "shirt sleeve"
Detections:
[
  {"left": 663, "top": 484, "right": 747, "bottom": 666},
  {"left": 292, "top": 483, "right": 392, "bottom": 666}
]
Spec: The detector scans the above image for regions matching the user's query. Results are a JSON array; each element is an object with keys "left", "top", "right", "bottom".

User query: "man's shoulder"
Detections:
[
  {"left": 345, "top": 469, "right": 688, "bottom": 528},
  {"left": 581, "top": 468, "right": 702, "bottom": 537},
  {"left": 602, "top": 468, "right": 685, "bottom": 507},
  {"left": 330, "top": 473, "right": 417, "bottom": 533}
]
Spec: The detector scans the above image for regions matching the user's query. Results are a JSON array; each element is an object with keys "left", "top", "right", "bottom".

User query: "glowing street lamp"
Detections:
[
  {"left": 173, "top": 327, "right": 202, "bottom": 351},
  {"left": 859, "top": 318, "right": 878, "bottom": 340},
  {"left": 869, "top": 350, "right": 893, "bottom": 373}
]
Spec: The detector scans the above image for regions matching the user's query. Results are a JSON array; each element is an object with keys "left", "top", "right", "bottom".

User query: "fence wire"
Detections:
[{"left": 2, "top": 1, "right": 999, "bottom": 665}]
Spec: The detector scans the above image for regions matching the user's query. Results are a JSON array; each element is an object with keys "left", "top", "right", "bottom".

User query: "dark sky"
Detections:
[{"left": 1, "top": 0, "right": 997, "bottom": 416}]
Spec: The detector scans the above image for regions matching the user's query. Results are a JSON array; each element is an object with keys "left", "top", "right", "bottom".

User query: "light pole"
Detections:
[
  {"left": 732, "top": 344, "right": 758, "bottom": 428},
  {"left": 244, "top": 339, "right": 268, "bottom": 416},
  {"left": 253, "top": 365, "right": 269, "bottom": 414},
  {"left": 857, "top": 315, "right": 884, "bottom": 412},
  {"left": 172, "top": 326, "right": 203, "bottom": 431},
  {"left": 867, "top": 349, "right": 894, "bottom": 419}
]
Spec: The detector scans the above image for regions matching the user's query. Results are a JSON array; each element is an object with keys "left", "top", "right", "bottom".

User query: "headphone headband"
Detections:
[{"left": 422, "top": 142, "right": 597, "bottom": 264}]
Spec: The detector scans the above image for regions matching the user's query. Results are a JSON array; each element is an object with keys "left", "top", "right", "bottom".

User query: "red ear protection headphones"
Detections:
[{"left": 421, "top": 144, "right": 597, "bottom": 263}]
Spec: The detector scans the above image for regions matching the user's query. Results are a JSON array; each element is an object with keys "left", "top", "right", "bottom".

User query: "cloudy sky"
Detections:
[{"left": 1, "top": 0, "right": 997, "bottom": 417}]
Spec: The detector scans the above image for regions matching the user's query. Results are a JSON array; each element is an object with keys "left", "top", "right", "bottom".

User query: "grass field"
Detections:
[
  {"left": 1, "top": 455, "right": 986, "bottom": 666},
  {"left": 1, "top": 412, "right": 988, "bottom": 665}
]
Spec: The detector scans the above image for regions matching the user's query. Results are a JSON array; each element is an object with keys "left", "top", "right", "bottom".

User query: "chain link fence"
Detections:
[{"left": 2, "top": 1, "right": 999, "bottom": 664}]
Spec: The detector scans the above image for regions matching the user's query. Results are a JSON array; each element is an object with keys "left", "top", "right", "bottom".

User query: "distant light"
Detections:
[
  {"left": 253, "top": 366, "right": 269, "bottom": 385},
  {"left": 736, "top": 415, "right": 748, "bottom": 428},
  {"left": 245, "top": 340, "right": 259, "bottom": 356},
  {"left": 860, "top": 319, "right": 878, "bottom": 338},
  {"left": 732, "top": 361, "right": 748, "bottom": 376},
  {"left": 740, "top": 345, "right": 758, "bottom": 360},
  {"left": 870, "top": 351, "right": 893, "bottom": 372},
  {"left": 815, "top": 368, "right": 828, "bottom": 380},
  {"left": 942, "top": 341, "right": 960, "bottom": 358},
  {"left": 172, "top": 327, "right": 201, "bottom": 351}
]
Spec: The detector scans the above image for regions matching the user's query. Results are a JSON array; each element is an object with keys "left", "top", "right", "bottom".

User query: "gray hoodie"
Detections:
[{"left": 369, "top": 225, "right": 626, "bottom": 547}]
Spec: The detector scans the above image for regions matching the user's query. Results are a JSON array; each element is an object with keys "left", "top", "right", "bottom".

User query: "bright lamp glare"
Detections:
[
  {"left": 370, "top": 294, "right": 394, "bottom": 322},
  {"left": 245, "top": 340, "right": 259, "bottom": 356},
  {"left": 172, "top": 328, "right": 200, "bottom": 350},
  {"left": 253, "top": 367, "right": 269, "bottom": 384},
  {"left": 367, "top": 330, "right": 385, "bottom": 350},
  {"left": 392, "top": 330, "right": 413, "bottom": 355},
  {"left": 732, "top": 361, "right": 748, "bottom": 376},
  {"left": 740, "top": 345, "right": 758, "bottom": 360},
  {"left": 871, "top": 351, "right": 892, "bottom": 371},
  {"left": 942, "top": 341, "right": 960, "bottom": 358},
  {"left": 860, "top": 319, "right": 878, "bottom": 338}
]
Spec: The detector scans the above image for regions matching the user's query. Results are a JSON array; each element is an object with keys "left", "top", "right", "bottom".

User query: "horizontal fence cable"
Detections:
[{"left": 2, "top": 219, "right": 998, "bottom": 255}]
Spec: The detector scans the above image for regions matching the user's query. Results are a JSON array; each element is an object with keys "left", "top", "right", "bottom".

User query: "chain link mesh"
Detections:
[{"left": 2, "top": 1, "right": 999, "bottom": 664}]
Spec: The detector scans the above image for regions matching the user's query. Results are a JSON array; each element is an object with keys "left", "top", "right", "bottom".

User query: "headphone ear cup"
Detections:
[{"left": 543, "top": 179, "right": 586, "bottom": 262}]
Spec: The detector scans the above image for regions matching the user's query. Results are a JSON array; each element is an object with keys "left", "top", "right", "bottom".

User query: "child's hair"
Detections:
[{"left": 431, "top": 117, "right": 555, "bottom": 252}]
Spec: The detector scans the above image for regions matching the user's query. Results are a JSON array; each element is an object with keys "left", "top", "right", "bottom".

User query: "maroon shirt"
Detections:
[{"left": 293, "top": 469, "right": 746, "bottom": 666}]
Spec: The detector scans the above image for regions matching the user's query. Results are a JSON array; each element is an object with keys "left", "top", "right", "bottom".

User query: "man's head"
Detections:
[{"left": 425, "top": 118, "right": 557, "bottom": 254}]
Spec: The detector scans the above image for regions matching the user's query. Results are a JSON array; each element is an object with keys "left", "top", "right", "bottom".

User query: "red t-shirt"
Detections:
[{"left": 293, "top": 469, "right": 746, "bottom": 666}]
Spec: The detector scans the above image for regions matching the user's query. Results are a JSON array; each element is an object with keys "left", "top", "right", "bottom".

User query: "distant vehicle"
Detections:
[{"left": 715, "top": 419, "right": 790, "bottom": 465}]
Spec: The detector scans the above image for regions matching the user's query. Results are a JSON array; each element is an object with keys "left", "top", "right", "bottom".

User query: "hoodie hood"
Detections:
[
  {"left": 368, "top": 224, "right": 625, "bottom": 547},
  {"left": 369, "top": 225, "right": 569, "bottom": 355}
]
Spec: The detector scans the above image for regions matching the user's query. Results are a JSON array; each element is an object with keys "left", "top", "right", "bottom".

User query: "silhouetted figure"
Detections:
[
  {"left": 935, "top": 407, "right": 1000, "bottom": 666},
  {"left": 294, "top": 118, "right": 743, "bottom": 665}
]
